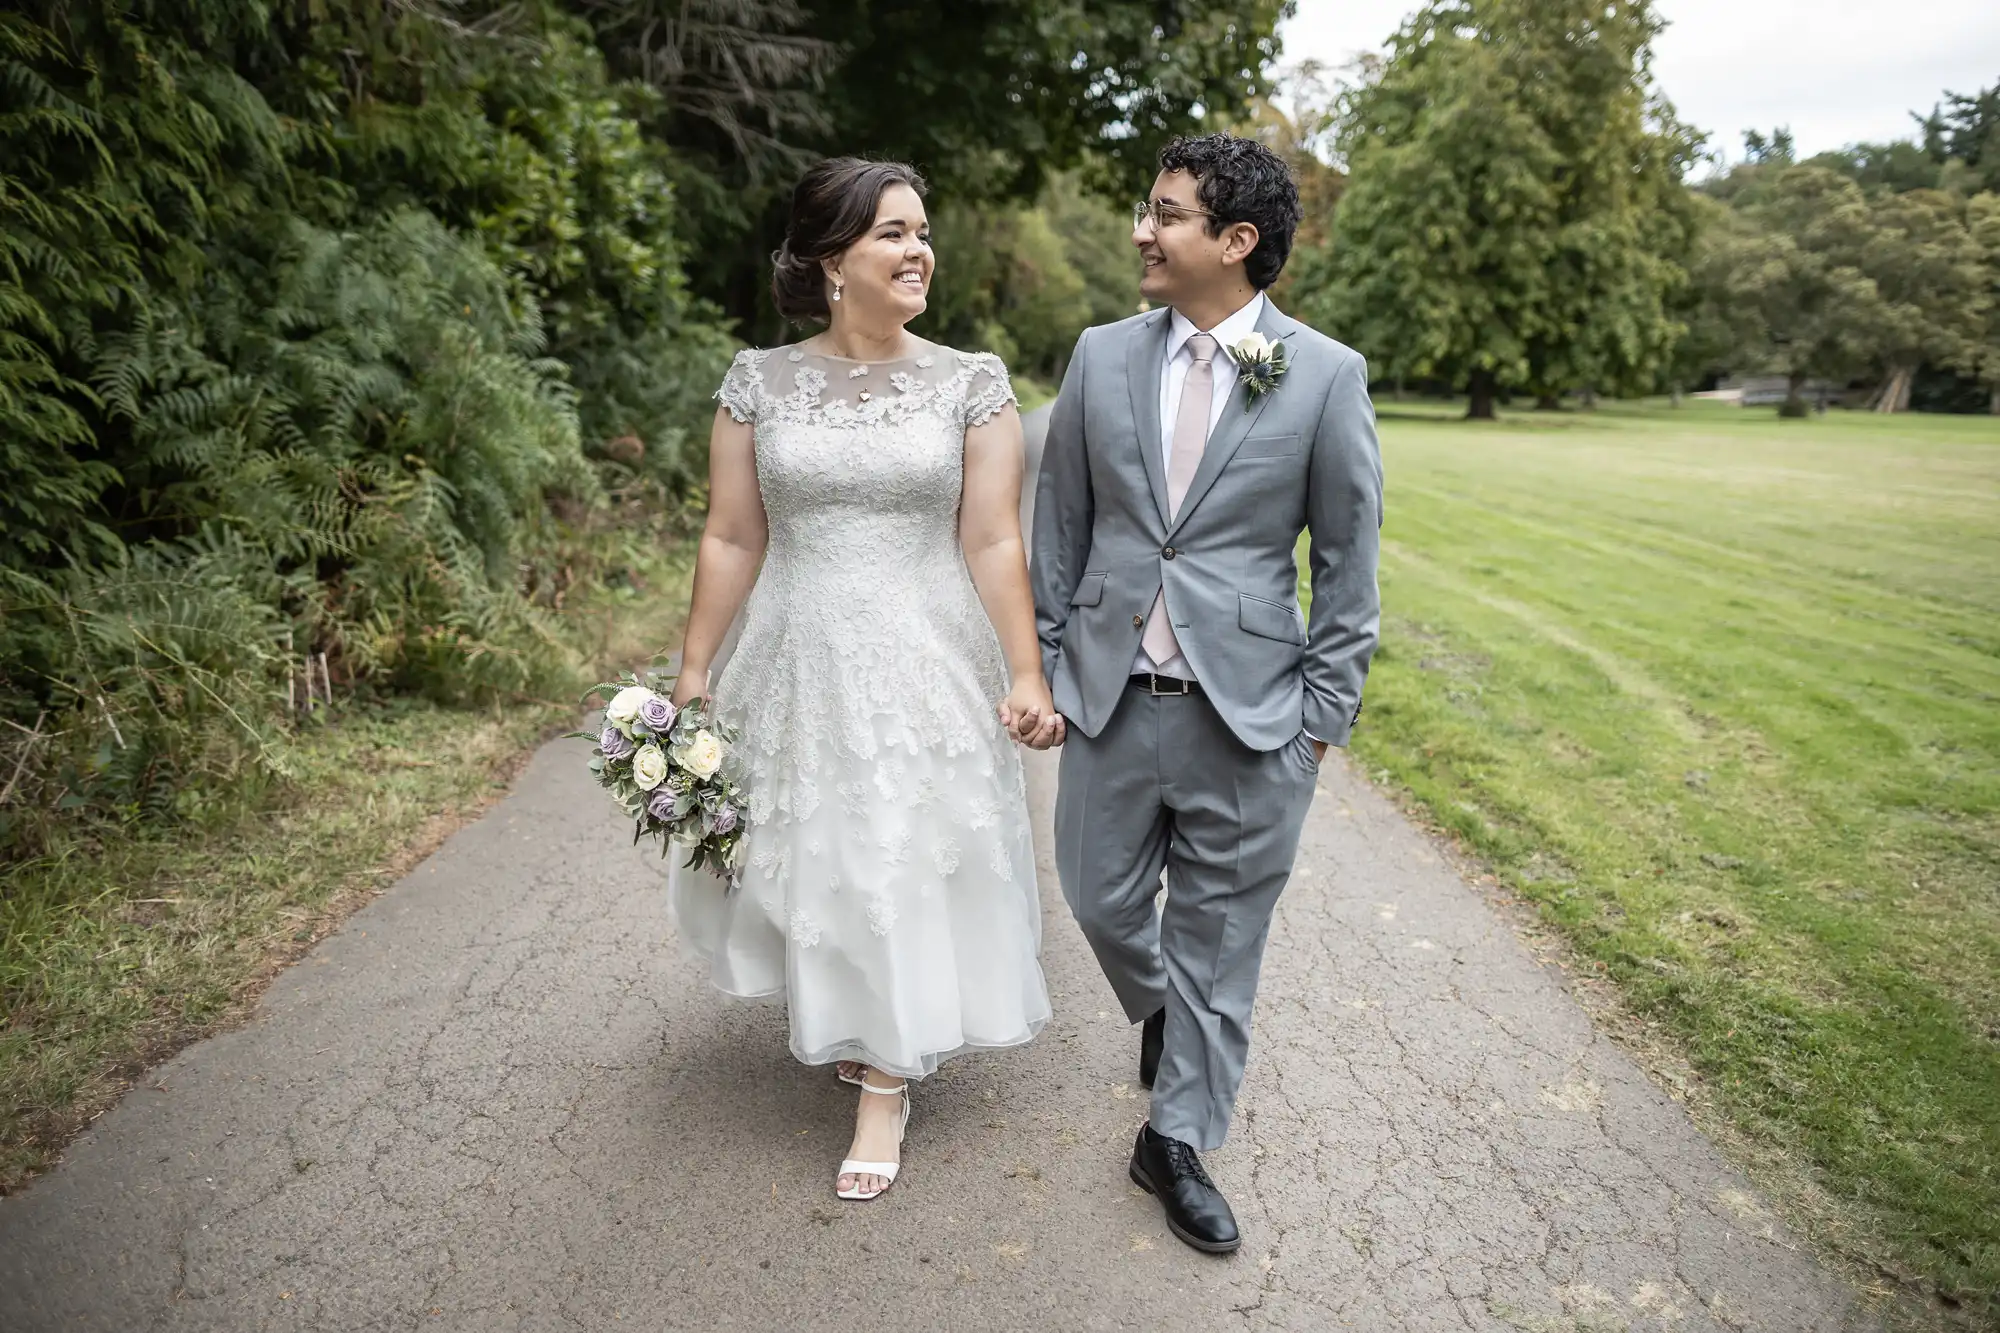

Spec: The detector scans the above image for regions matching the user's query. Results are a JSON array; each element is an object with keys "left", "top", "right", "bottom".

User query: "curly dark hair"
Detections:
[
  {"left": 771, "top": 157, "right": 927, "bottom": 324},
  {"left": 1157, "top": 135, "right": 1303, "bottom": 291}
]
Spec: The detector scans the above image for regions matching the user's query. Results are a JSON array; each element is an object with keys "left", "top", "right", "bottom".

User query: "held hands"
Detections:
[{"left": 998, "top": 677, "right": 1065, "bottom": 750}]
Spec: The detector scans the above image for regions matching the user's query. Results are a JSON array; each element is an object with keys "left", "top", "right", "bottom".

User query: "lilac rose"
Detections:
[
  {"left": 711, "top": 805, "right": 739, "bottom": 836},
  {"left": 638, "top": 694, "right": 676, "bottom": 735},
  {"left": 599, "top": 724, "right": 634, "bottom": 761},
  {"left": 646, "top": 786, "right": 677, "bottom": 822}
]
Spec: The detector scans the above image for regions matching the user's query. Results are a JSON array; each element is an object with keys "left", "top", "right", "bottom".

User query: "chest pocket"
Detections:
[{"left": 1237, "top": 433, "right": 1301, "bottom": 460}]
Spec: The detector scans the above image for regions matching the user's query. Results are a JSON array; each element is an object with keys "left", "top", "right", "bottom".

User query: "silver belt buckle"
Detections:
[{"left": 1148, "top": 674, "right": 1192, "bottom": 697}]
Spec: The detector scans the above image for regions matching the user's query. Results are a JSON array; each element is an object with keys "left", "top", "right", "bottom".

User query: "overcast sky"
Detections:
[{"left": 1277, "top": 0, "right": 2000, "bottom": 167}]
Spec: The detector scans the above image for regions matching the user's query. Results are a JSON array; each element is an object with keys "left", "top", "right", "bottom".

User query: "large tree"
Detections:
[
  {"left": 1298, "top": 0, "right": 1695, "bottom": 418},
  {"left": 576, "top": 0, "right": 1291, "bottom": 333},
  {"left": 1967, "top": 191, "right": 2000, "bottom": 414},
  {"left": 1704, "top": 167, "right": 1888, "bottom": 415},
  {"left": 1920, "top": 78, "right": 2000, "bottom": 194},
  {"left": 1857, "top": 189, "right": 1987, "bottom": 411},
  {"left": 1663, "top": 192, "right": 1745, "bottom": 396}
]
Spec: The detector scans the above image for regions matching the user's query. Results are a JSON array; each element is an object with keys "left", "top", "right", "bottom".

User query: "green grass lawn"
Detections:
[{"left": 1335, "top": 399, "right": 1998, "bottom": 1323}]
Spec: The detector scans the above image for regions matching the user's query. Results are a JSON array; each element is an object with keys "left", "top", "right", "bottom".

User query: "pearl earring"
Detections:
[{"left": 831, "top": 281, "right": 843, "bottom": 303}]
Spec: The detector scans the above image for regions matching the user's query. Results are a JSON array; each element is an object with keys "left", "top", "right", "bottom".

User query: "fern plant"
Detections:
[{"left": 1, "top": 0, "right": 733, "bottom": 861}]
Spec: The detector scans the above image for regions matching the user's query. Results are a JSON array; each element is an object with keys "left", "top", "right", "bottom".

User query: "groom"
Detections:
[{"left": 1029, "top": 134, "right": 1382, "bottom": 1254}]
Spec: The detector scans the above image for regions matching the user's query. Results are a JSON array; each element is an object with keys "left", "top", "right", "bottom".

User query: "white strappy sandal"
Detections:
[
  {"left": 835, "top": 1061, "right": 865, "bottom": 1088},
  {"left": 836, "top": 1079, "right": 910, "bottom": 1202}
]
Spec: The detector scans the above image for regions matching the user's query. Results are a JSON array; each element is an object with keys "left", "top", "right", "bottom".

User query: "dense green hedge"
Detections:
[{"left": 0, "top": 0, "right": 730, "bottom": 856}]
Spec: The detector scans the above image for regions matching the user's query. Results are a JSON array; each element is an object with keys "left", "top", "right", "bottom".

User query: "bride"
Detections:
[{"left": 667, "top": 157, "right": 1056, "bottom": 1201}]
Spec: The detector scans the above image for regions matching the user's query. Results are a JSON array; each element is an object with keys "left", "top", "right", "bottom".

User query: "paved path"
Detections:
[{"left": 2, "top": 736, "right": 1875, "bottom": 1332}]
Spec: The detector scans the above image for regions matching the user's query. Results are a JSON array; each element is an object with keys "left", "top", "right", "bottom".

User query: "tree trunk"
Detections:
[
  {"left": 1873, "top": 364, "right": 1914, "bottom": 413},
  {"left": 1534, "top": 393, "right": 1561, "bottom": 410},
  {"left": 1990, "top": 383, "right": 1999, "bottom": 415},
  {"left": 1579, "top": 386, "right": 1598, "bottom": 410},
  {"left": 1669, "top": 388, "right": 1684, "bottom": 408},
  {"left": 1467, "top": 368, "right": 1497, "bottom": 420},
  {"left": 1779, "top": 372, "right": 1808, "bottom": 418}
]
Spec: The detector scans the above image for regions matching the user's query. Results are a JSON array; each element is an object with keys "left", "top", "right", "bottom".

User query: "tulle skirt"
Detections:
[{"left": 666, "top": 591, "right": 1050, "bottom": 1077}]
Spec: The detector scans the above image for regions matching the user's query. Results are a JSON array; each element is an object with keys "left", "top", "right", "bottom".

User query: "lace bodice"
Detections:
[
  {"left": 708, "top": 340, "right": 1021, "bottom": 795},
  {"left": 717, "top": 343, "right": 1013, "bottom": 564},
  {"left": 717, "top": 341, "right": 1015, "bottom": 432}
]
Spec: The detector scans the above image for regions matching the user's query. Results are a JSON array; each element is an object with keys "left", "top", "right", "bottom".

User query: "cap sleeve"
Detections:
[
  {"left": 959, "top": 352, "right": 1017, "bottom": 428},
  {"left": 716, "top": 348, "right": 767, "bottom": 424}
]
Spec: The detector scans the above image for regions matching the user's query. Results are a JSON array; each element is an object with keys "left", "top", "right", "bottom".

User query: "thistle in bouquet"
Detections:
[{"left": 570, "top": 670, "right": 748, "bottom": 886}]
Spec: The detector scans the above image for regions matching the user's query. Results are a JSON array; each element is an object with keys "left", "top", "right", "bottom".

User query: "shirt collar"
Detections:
[{"left": 1166, "top": 291, "right": 1267, "bottom": 365}]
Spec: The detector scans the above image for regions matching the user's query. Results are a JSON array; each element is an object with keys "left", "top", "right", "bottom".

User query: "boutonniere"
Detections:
[{"left": 1229, "top": 332, "right": 1287, "bottom": 409}]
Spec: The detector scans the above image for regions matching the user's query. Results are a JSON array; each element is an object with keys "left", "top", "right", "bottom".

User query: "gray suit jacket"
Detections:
[{"left": 1030, "top": 300, "right": 1382, "bottom": 752}]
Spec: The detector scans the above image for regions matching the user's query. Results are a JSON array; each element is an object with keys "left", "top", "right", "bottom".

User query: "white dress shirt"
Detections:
[{"left": 1132, "top": 292, "right": 1268, "bottom": 681}]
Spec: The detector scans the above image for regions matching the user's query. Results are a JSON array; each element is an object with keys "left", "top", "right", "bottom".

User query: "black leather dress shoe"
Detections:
[
  {"left": 1128, "top": 1124, "right": 1240, "bottom": 1253},
  {"left": 1139, "top": 1008, "right": 1165, "bottom": 1089}
]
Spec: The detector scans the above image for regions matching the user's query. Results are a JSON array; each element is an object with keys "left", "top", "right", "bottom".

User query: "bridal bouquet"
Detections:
[{"left": 574, "top": 671, "right": 747, "bottom": 884}]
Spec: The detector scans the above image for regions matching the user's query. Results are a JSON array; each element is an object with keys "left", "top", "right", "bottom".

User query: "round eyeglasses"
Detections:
[{"left": 1132, "top": 199, "right": 1217, "bottom": 231}]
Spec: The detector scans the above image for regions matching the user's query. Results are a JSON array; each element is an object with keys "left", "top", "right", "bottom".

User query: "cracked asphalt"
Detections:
[{"left": 0, "top": 736, "right": 1877, "bottom": 1332}]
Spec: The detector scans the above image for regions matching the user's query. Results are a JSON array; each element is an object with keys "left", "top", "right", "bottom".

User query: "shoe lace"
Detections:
[{"left": 1164, "top": 1138, "right": 1215, "bottom": 1189}]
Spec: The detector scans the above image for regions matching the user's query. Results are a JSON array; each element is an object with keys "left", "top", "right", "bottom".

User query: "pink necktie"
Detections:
[{"left": 1141, "top": 332, "right": 1217, "bottom": 668}]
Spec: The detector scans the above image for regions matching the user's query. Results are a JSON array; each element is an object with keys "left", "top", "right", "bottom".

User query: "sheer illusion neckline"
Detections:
[{"left": 791, "top": 338, "right": 939, "bottom": 366}]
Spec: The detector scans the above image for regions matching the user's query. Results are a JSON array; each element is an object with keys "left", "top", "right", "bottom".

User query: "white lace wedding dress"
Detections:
[{"left": 668, "top": 340, "right": 1051, "bottom": 1078}]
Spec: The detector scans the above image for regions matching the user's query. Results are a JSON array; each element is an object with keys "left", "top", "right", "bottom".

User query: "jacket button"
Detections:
[
  {"left": 1132, "top": 615, "right": 1145, "bottom": 628},
  {"left": 1163, "top": 546, "right": 1176, "bottom": 559}
]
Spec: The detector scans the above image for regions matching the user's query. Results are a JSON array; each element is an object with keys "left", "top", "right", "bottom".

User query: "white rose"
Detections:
[
  {"left": 675, "top": 729, "right": 724, "bottom": 780},
  {"left": 630, "top": 743, "right": 669, "bottom": 791},
  {"left": 1232, "top": 332, "right": 1273, "bottom": 361},
  {"left": 606, "top": 685, "right": 652, "bottom": 732}
]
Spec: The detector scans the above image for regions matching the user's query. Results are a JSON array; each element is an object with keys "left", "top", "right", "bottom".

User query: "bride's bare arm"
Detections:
[
  {"left": 674, "top": 407, "right": 767, "bottom": 707},
  {"left": 960, "top": 403, "right": 1061, "bottom": 745}
]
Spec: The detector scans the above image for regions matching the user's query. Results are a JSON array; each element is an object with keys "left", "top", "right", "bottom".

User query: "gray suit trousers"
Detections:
[{"left": 1055, "top": 683, "right": 1319, "bottom": 1150}]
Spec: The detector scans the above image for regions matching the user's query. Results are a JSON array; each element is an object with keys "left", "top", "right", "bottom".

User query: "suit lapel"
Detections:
[
  {"left": 1167, "top": 299, "right": 1296, "bottom": 538},
  {"left": 1126, "top": 310, "right": 1172, "bottom": 528}
]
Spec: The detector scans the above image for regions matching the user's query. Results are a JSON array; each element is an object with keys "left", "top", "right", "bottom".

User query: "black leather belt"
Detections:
[{"left": 1130, "top": 673, "right": 1199, "bottom": 696}]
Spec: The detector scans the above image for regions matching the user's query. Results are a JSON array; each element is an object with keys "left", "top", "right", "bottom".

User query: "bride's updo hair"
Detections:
[{"left": 771, "top": 157, "right": 927, "bottom": 324}]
